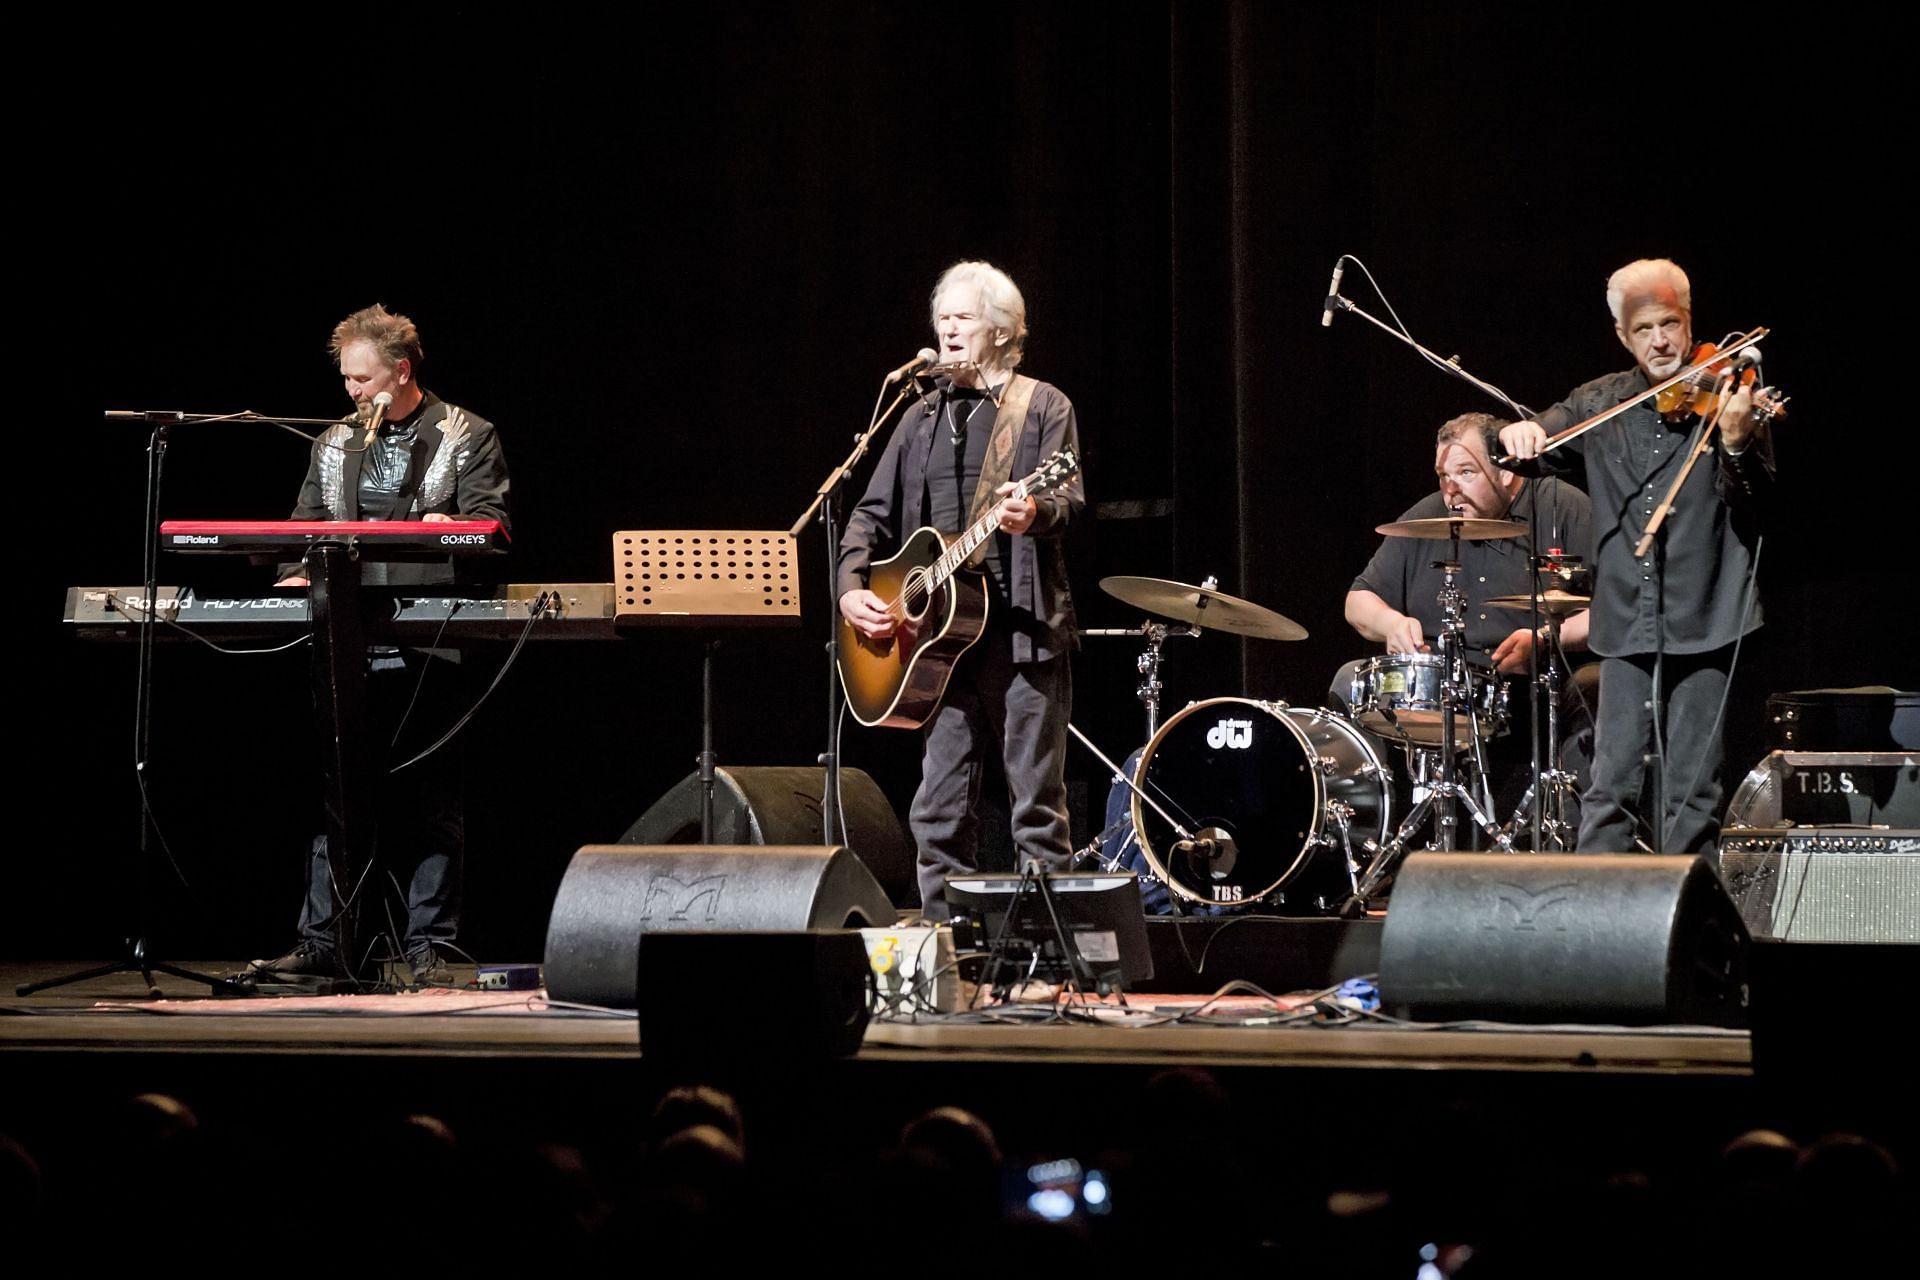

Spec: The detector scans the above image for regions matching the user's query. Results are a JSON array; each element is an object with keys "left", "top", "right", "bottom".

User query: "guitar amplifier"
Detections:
[
  {"left": 1724, "top": 752, "right": 1920, "bottom": 829},
  {"left": 1765, "top": 688, "right": 1919, "bottom": 751},
  {"left": 1718, "top": 827, "right": 1920, "bottom": 943}
]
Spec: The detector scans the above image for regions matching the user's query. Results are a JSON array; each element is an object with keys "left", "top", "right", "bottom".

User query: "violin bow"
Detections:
[
  {"left": 1632, "top": 368, "right": 1783, "bottom": 559},
  {"left": 1522, "top": 326, "right": 1769, "bottom": 460}
]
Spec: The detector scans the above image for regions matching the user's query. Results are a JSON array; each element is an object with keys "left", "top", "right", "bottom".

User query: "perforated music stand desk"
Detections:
[
  {"left": 612, "top": 531, "right": 802, "bottom": 842},
  {"left": 613, "top": 530, "right": 800, "bottom": 629}
]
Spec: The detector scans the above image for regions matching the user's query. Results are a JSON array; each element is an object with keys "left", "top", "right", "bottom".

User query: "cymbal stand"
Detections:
[
  {"left": 1499, "top": 588, "right": 1580, "bottom": 850},
  {"left": 1346, "top": 544, "right": 1506, "bottom": 911},
  {"left": 1079, "top": 620, "right": 1196, "bottom": 743}
]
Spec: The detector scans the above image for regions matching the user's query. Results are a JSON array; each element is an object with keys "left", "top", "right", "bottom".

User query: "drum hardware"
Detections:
[
  {"left": 1079, "top": 620, "right": 1199, "bottom": 742},
  {"left": 1345, "top": 536, "right": 1513, "bottom": 915},
  {"left": 1099, "top": 574, "right": 1308, "bottom": 643},
  {"left": 1095, "top": 572, "right": 1306, "bottom": 749},
  {"left": 1351, "top": 652, "right": 1510, "bottom": 749},
  {"left": 1483, "top": 589, "right": 1591, "bottom": 617},
  {"left": 1487, "top": 557, "right": 1591, "bottom": 851},
  {"left": 1373, "top": 515, "right": 1530, "bottom": 542},
  {"left": 1068, "top": 721, "right": 1209, "bottom": 913},
  {"left": 1068, "top": 722, "right": 1208, "bottom": 864}
]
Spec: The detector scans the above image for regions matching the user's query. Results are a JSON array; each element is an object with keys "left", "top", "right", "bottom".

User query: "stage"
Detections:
[
  {"left": 0, "top": 944, "right": 1847, "bottom": 1142},
  {"left": 0, "top": 952, "right": 1770, "bottom": 1191},
  {"left": 4, "top": 930, "right": 1905, "bottom": 1273}
]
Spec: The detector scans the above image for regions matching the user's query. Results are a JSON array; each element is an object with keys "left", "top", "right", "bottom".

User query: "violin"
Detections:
[
  {"left": 1653, "top": 341, "right": 1789, "bottom": 427},
  {"left": 1503, "top": 327, "right": 1784, "bottom": 465},
  {"left": 1656, "top": 342, "right": 1755, "bottom": 421},
  {"left": 1631, "top": 341, "right": 1789, "bottom": 559}
]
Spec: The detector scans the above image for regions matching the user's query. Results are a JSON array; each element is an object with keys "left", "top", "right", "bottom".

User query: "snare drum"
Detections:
[
  {"left": 1130, "top": 698, "right": 1392, "bottom": 911},
  {"left": 1351, "top": 653, "right": 1507, "bottom": 748}
]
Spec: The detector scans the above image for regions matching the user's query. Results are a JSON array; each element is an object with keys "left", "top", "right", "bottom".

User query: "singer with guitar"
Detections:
[
  {"left": 1498, "top": 259, "right": 1777, "bottom": 856},
  {"left": 837, "top": 262, "right": 1085, "bottom": 922}
]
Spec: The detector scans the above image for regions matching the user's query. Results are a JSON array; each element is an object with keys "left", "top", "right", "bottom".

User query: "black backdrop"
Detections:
[{"left": 18, "top": 5, "right": 1900, "bottom": 961}]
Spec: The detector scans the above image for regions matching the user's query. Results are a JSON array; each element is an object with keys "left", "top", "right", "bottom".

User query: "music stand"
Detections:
[
  {"left": 613, "top": 531, "right": 801, "bottom": 842},
  {"left": 945, "top": 870, "right": 1154, "bottom": 998}
]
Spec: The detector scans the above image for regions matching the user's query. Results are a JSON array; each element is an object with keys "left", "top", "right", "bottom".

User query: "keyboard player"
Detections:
[{"left": 241, "top": 303, "right": 510, "bottom": 990}]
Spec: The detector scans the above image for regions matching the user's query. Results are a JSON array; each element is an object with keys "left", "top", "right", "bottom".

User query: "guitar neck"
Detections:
[{"left": 929, "top": 479, "right": 1028, "bottom": 590}]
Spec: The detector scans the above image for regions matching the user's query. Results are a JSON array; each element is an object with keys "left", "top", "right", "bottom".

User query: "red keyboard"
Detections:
[{"left": 159, "top": 520, "right": 509, "bottom": 555}]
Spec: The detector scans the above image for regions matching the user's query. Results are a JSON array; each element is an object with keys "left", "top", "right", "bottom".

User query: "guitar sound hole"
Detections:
[{"left": 901, "top": 568, "right": 933, "bottom": 623}]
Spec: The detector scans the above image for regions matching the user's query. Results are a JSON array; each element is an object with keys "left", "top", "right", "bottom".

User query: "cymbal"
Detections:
[
  {"left": 1099, "top": 575, "right": 1307, "bottom": 641},
  {"left": 1375, "top": 516, "right": 1529, "bottom": 541},
  {"left": 1486, "top": 589, "right": 1592, "bottom": 618}
]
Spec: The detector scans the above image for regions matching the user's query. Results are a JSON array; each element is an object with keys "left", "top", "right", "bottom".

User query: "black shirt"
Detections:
[
  {"left": 1353, "top": 477, "right": 1594, "bottom": 657},
  {"left": 924, "top": 385, "right": 1012, "bottom": 607},
  {"left": 1527, "top": 367, "right": 1772, "bottom": 657}
]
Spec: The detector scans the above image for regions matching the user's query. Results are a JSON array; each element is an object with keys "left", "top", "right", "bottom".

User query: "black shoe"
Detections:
[
  {"left": 241, "top": 940, "right": 341, "bottom": 981},
  {"left": 405, "top": 945, "right": 458, "bottom": 989}
]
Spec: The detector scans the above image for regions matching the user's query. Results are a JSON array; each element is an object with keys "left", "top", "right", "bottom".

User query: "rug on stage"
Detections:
[{"left": 91, "top": 988, "right": 579, "bottom": 1017}]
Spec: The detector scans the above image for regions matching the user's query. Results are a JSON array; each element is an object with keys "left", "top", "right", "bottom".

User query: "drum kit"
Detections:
[{"left": 1078, "top": 515, "right": 1589, "bottom": 917}]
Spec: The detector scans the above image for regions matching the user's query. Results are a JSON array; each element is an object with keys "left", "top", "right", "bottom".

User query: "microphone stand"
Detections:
[
  {"left": 790, "top": 377, "right": 925, "bottom": 845},
  {"left": 18, "top": 409, "right": 338, "bottom": 997},
  {"left": 1324, "top": 295, "right": 1534, "bottom": 423},
  {"left": 1328, "top": 294, "right": 1558, "bottom": 849}
]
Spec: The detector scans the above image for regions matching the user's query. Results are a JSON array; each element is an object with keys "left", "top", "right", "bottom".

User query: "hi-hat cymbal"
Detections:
[
  {"left": 1099, "top": 575, "right": 1307, "bottom": 641},
  {"left": 1375, "top": 516, "right": 1529, "bottom": 540},
  {"left": 1486, "top": 589, "right": 1592, "bottom": 618}
]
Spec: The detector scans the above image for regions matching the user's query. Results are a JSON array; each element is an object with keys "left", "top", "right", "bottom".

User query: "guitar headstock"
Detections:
[{"left": 1025, "top": 447, "right": 1081, "bottom": 495}]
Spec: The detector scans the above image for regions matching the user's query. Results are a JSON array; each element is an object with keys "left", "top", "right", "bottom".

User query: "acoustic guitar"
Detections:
[{"left": 839, "top": 447, "right": 1080, "bottom": 728}]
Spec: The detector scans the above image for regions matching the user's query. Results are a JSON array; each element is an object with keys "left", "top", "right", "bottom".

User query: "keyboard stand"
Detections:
[{"left": 306, "top": 539, "right": 378, "bottom": 986}]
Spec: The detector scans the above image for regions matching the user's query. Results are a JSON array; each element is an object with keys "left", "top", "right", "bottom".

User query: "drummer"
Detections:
[{"left": 1338, "top": 412, "right": 1596, "bottom": 832}]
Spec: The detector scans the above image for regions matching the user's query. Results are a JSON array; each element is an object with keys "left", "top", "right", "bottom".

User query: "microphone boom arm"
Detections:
[{"left": 1328, "top": 294, "right": 1535, "bottom": 422}]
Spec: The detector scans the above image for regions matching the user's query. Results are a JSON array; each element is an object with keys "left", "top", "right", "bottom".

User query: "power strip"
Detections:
[
  {"left": 476, "top": 964, "right": 542, "bottom": 991},
  {"left": 860, "top": 926, "right": 960, "bottom": 1015}
]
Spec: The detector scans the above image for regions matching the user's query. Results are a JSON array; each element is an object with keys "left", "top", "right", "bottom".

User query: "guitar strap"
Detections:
[{"left": 963, "top": 373, "right": 1035, "bottom": 567}]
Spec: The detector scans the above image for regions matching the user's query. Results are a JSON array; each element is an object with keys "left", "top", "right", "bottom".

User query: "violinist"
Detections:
[{"left": 1499, "top": 258, "right": 1775, "bottom": 856}]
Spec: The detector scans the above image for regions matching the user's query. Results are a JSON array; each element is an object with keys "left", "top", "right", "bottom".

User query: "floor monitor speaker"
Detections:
[
  {"left": 620, "top": 766, "right": 915, "bottom": 907},
  {"left": 1377, "top": 853, "right": 1750, "bottom": 1026},
  {"left": 544, "top": 843, "right": 896, "bottom": 1008}
]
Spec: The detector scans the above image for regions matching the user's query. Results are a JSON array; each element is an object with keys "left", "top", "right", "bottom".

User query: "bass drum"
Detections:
[{"left": 1131, "top": 698, "right": 1392, "bottom": 912}]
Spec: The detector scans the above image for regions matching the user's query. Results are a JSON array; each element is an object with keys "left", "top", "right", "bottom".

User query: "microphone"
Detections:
[
  {"left": 104, "top": 409, "right": 185, "bottom": 422},
  {"left": 1320, "top": 257, "right": 1346, "bottom": 328},
  {"left": 886, "top": 348, "right": 939, "bottom": 384},
  {"left": 363, "top": 391, "right": 393, "bottom": 446}
]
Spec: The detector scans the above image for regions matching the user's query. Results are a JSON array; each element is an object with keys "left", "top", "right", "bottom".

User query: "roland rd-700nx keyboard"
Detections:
[{"left": 65, "top": 584, "right": 618, "bottom": 643}]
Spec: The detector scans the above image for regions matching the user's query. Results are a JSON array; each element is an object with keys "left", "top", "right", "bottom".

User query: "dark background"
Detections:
[{"left": 18, "top": 5, "right": 1899, "bottom": 962}]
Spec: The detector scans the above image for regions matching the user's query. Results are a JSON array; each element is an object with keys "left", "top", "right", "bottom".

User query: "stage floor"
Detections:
[
  {"left": 1, "top": 959, "right": 1750, "bottom": 1077},
  {"left": 11, "top": 953, "right": 1908, "bottom": 1229}
]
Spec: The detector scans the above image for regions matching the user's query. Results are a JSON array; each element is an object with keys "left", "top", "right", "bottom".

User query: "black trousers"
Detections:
[
  {"left": 1577, "top": 646, "right": 1733, "bottom": 855},
  {"left": 911, "top": 632, "right": 1072, "bottom": 922},
  {"left": 297, "top": 650, "right": 465, "bottom": 960}
]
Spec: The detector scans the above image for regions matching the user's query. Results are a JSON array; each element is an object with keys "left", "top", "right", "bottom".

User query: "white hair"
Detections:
[
  {"left": 1606, "top": 258, "right": 1692, "bottom": 325},
  {"left": 930, "top": 260, "right": 1028, "bottom": 368}
]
